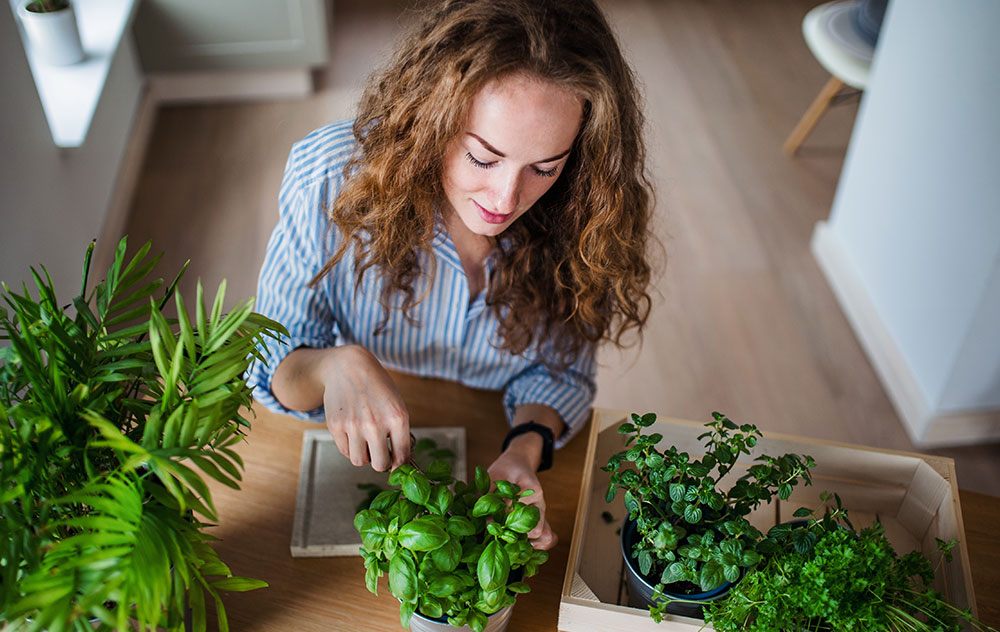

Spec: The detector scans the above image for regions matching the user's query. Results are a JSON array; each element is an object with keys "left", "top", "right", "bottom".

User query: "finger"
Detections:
[
  {"left": 367, "top": 430, "right": 392, "bottom": 472},
  {"left": 386, "top": 412, "right": 411, "bottom": 469},
  {"left": 347, "top": 428, "right": 369, "bottom": 467},
  {"left": 529, "top": 520, "right": 558, "bottom": 550},
  {"left": 328, "top": 426, "right": 350, "bottom": 460}
]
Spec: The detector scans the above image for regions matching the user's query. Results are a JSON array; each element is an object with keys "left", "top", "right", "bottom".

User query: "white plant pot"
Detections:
[
  {"left": 17, "top": 1, "right": 85, "bottom": 66},
  {"left": 408, "top": 604, "right": 514, "bottom": 632}
]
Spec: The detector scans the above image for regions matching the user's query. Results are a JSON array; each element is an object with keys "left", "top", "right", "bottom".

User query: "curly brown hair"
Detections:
[{"left": 312, "top": 0, "right": 654, "bottom": 369}]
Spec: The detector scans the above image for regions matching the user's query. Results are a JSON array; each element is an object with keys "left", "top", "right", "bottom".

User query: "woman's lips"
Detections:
[{"left": 474, "top": 201, "right": 512, "bottom": 225}]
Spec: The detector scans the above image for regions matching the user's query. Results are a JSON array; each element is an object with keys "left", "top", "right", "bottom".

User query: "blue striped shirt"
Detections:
[{"left": 248, "top": 121, "right": 596, "bottom": 447}]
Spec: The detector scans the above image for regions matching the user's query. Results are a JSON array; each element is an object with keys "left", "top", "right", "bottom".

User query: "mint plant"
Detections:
[
  {"left": 354, "top": 462, "right": 548, "bottom": 631},
  {"left": 603, "top": 412, "right": 815, "bottom": 620},
  {"left": 707, "top": 497, "right": 997, "bottom": 632}
]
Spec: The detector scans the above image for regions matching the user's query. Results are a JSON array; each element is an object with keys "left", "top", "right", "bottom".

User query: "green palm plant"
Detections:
[{"left": 0, "top": 237, "right": 286, "bottom": 631}]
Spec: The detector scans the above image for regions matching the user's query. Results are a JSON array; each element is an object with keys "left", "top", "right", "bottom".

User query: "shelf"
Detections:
[{"left": 18, "top": 0, "right": 138, "bottom": 148}]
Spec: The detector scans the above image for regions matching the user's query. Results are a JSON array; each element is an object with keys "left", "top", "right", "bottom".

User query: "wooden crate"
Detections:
[{"left": 558, "top": 409, "right": 977, "bottom": 631}]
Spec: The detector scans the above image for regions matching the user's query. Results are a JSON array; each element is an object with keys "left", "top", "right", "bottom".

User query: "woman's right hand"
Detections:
[{"left": 271, "top": 345, "right": 412, "bottom": 471}]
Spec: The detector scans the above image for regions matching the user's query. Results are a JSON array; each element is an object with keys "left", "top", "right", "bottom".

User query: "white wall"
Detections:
[
  {"left": 0, "top": 5, "right": 143, "bottom": 301},
  {"left": 814, "top": 0, "right": 1000, "bottom": 445}
]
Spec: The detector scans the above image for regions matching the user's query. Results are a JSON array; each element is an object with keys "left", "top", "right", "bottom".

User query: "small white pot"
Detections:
[
  {"left": 408, "top": 604, "right": 514, "bottom": 632},
  {"left": 17, "top": 1, "right": 85, "bottom": 66}
]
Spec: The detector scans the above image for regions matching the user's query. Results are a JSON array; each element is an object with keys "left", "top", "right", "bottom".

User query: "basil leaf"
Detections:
[
  {"left": 472, "top": 493, "right": 504, "bottom": 517},
  {"left": 400, "top": 600, "right": 415, "bottom": 629},
  {"left": 402, "top": 471, "right": 432, "bottom": 506},
  {"left": 504, "top": 502, "right": 540, "bottom": 534},
  {"left": 474, "top": 466, "right": 490, "bottom": 494},
  {"left": 365, "top": 563, "right": 379, "bottom": 595},
  {"left": 398, "top": 517, "right": 449, "bottom": 552},
  {"left": 427, "top": 573, "right": 463, "bottom": 598},
  {"left": 431, "top": 536, "right": 462, "bottom": 572},
  {"left": 419, "top": 595, "right": 444, "bottom": 619},
  {"left": 495, "top": 480, "right": 519, "bottom": 498},
  {"left": 429, "top": 484, "right": 454, "bottom": 515},
  {"left": 369, "top": 489, "right": 400, "bottom": 513},
  {"left": 425, "top": 460, "right": 453, "bottom": 482},
  {"left": 359, "top": 515, "right": 389, "bottom": 551},
  {"left": 468, "top": 610, "right": 488, "bottom": 632},
  {"left": 476, "top": 540, "right": 510, "bottom": 591},
  {"left": 447, "top": 515, "right": 477, "bottom": 537},
  {"left": 388, "top": 549, "right": 417, "bottom": 602}
]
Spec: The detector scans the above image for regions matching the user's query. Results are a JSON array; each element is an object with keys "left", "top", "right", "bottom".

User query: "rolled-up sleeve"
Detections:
[
  {"left": 502, "top": 345, "right": 597, "bottom": 448},
  {"left": 247, "top": 147, "right": 340, "bottom": 422}
]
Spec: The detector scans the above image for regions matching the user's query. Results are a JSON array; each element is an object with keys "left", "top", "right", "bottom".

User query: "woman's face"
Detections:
[{"left": 442, "top": 74, "right": 583, "bottom": 238}]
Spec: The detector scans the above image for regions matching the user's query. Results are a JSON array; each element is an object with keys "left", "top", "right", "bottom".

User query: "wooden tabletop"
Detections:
[{"left": 206, "top": 373, "right": 1000, "bottom": 630}]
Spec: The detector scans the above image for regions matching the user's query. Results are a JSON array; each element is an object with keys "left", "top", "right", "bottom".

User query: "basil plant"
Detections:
[{"left": 354, "top": 463, "right": 548, "bottom": 631}]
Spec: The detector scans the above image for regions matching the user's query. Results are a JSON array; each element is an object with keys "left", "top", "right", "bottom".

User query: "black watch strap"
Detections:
[{"left": 501, "top": 421, "right": 554, "bottom": 472}]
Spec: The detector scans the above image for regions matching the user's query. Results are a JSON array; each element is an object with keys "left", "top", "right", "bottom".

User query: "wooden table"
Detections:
[{"left": 206, "top": 374, "right": 1000, "bottom": 630}]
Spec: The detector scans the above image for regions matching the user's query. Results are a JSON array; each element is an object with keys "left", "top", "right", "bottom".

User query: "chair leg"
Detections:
[{"left": 784, "top": 75, "right": 845, "bottom": 156}]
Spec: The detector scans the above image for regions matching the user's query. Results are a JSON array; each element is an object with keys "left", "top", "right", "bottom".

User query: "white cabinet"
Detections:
[{"left": 133, "top": 0, "right": 328, "bottom": 72}]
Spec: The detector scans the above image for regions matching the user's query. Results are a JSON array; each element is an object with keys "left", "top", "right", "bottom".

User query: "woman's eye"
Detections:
[
  {"left": 465, "top": 152, "right": 496, "bottom": 169},
  {"left": 532, "top": 165, "right": 559, "bottom": 178}
]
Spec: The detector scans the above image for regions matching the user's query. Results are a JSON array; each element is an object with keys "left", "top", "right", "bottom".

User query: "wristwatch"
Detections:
[{"left": 501, "top": 421, "right": 554, "bottom": 472}]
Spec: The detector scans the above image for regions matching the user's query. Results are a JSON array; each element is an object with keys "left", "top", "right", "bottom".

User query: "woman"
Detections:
[{"left": 249, "top": 0, "right": 653, "bottom": 550}]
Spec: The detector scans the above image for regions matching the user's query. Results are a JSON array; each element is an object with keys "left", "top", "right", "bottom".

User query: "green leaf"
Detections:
[
  {"left": 419, "top": 595, "right": 444, "bottom": 619},
  {"left": 429, "top": 484, "right": 454, "bottom": 515},
  {"left": 507, "top": 581, "right": 531, "bottom": 594},
  {"left": 209, "top": 577, "right": 268, "bottom": 592},
  {"left": 669, "top": 483, "right": 685, "bottom": 503},
  {"left": 504, "top": 502, "right": 540, "bottom": 534},
  {"left": 495, "top": 480, "right": 519, "bottom": 498},
  {"left": 402, "top": 471, "right": 432, "bottom": 506},
  {"left": 623, "top": 490, "right": 639, "bottom": 514},
  {"left": 477, "top": 540, "right": 510, "bottom": 591},
  {"left": 683, "top": 504, "right": 703, "bottom": 524},
  {"left": 447, "top": 515, "right": 477, "bottom": 537},
  {"left": 365, "top": 563, "right": 380, "bottom": 595},
  {"left": 400, "top": 600, "right": 415, "bottom": 629},
  {"left": 472, "top": 493, "right": 505, "bottom": 517},
  {"left": 474, "top": 466, "right": 491, "bottom": 494},
  {"left": 431, "top": 536, "right": 462, "bottom": 573},
  {"left": 468, "top": 610, "right": 488, "bottom": 632},
  {"left": 662, "top": 561, "right": 687, "bottom": 584},
  {"left": 388, "top": 549, "right": 418, "bottom": 602},
  {"left": 699, "top": 560, "right": 725, "bottom": 592},
  {"left": 427, "top": 573, "right": 464, "bottom": 598},
  {"left": 398, "top": 517, "right": 449, "bottom": 551},
  {"left": 638, "top": 549, "right": 652, "bottom": 575},
  {"left": 723, "top": 564, "right": 741, "bottom": 583}
]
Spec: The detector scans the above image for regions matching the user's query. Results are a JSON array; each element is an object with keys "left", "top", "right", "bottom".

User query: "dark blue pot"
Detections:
[{"left": 620, "top": 518, "right": 733, "bottom": 619}]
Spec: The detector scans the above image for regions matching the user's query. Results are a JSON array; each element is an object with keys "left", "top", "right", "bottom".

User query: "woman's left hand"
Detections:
[{"left": 487, "top": 438, "right": 557, "bottom": 551}]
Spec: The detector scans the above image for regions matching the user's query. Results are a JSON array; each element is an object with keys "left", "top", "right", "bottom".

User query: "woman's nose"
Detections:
[{"left": 494, "top": 170, "right": 522, "bottom": 215}]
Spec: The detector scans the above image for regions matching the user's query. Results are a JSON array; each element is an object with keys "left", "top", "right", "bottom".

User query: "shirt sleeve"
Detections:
[
  {"left": 246, "top": 146, "right": 340, "bottom": 422},
  {"left": 502, "top": 344, "right": 597, "bottom": 449}
]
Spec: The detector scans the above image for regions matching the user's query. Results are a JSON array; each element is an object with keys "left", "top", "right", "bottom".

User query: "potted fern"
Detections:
[{"left": 0, "top": 237, "right": 286, "bottom": 630}]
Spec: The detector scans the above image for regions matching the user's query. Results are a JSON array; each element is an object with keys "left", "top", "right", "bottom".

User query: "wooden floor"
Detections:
[{"left": 121, "top": 0, "right": 1000, "bottom": 496}]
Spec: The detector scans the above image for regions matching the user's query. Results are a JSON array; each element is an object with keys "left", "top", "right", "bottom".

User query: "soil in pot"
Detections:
[{"left": 620, "top": 518, "right": 734, "bottom": 619}]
